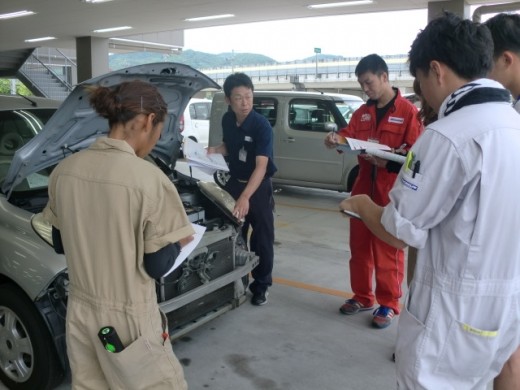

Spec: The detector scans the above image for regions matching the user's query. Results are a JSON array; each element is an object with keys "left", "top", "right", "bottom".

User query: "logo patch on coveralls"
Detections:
[
  {"left": 361, "top": 113, "right": 371, "bottom": 122},
  {"left": 388, "top": 116, "right": 405, "bottom": 124},
  {"left": 401, "top": 177, "right": 418, "bottom": 191}
]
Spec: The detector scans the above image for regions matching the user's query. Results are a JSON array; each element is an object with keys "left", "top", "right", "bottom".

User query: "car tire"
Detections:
[
  {"left": 213, "top": 170, "right": 230, "bottom": 189},
  {"left": 0, "top": 284, "right": 64, "bottom": 390},
  {"left": 346, "top": 165, "right": 359, "bottom": 193}
]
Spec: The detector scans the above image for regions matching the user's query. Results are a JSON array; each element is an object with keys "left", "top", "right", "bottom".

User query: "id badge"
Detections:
[{"left": 239, "top": 147, "right": 247, "bottom": 162}]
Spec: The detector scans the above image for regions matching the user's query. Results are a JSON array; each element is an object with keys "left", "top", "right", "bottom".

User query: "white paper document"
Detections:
[
  {"left": 163, "top": 223, "right": 206, "bottom": 277},
  {"left": 337, "top": 137, "right": 392, "bottom": 152},
  {"left": 336, "top": 137, "right": 405, "bottom": 162},
  {"left": 183, "top": 138, "right": 229, "bottom": 175},
  {"left": 364, "top": 148, "right": 406, "bottom": 164}
]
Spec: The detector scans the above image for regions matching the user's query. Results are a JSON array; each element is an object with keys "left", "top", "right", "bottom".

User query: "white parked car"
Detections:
[{"left": 179, "top": 98, "right": 211, "bottom": 147}]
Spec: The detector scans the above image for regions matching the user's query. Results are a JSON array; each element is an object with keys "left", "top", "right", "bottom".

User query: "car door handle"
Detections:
[{"left": 283, "top": 137, "right": 295, "bottom": 143}]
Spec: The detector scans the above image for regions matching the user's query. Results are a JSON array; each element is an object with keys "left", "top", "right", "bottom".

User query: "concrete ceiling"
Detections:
[{"left": 0, "top": 0, "right": 513, "bottom": 53}]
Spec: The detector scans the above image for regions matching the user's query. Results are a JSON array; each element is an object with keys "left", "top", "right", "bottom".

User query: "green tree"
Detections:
[{"left": 0, "top": 79, "right": 32, "bottom": 95}]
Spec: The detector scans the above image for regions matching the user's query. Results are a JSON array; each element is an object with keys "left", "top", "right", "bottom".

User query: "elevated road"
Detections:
[{"left": 199, "top": 54, "right": 414, "bottom": 96}]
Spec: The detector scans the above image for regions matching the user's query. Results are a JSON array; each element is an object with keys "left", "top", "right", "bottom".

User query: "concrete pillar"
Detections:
[
  {"left": 427, "top": 0, "right": 470, "bottom": 21},
  {"left": 75, "top": 36, "right": 109, "bottom": 83}
]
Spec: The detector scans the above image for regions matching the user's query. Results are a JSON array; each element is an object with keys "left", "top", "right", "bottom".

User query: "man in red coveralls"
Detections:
[{"left": 325, "top": 53, "right": 422, "bottom": 329}]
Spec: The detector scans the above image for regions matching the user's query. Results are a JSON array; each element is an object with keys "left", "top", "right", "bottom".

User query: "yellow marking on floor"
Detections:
[
  {"left": 276, "top": 201, "right": 340, "bottom": 214},
  {"left": 272, "top": 276, "right": 405, "bottom": 309},
  {"left": 274, "top": 221, "right": 290, "bottom": 228},
  {"left": 273, "top": 276, "right": 352, "bottom": 298}
]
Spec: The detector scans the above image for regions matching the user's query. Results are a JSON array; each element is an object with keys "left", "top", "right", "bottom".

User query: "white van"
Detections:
[
  {"left": 180, "top": 98, "right": 212, "bottom": 147},
  {"left": 208, "top": 91, "right": 364, "bottom": 192}
]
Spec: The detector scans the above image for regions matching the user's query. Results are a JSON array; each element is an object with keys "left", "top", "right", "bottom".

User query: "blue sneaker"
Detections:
[{"left": 372, "top": 306, "right": 395, "bottom": 329}]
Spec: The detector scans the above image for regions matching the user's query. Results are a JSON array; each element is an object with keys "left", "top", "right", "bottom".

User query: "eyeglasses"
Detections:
[{"left": 231, "top": 94, "right": 253, "bottom": 103}]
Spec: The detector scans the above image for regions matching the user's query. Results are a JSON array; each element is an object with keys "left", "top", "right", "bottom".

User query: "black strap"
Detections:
[{"left": 445, "top": 87, "right": 511, "bottom": 117}]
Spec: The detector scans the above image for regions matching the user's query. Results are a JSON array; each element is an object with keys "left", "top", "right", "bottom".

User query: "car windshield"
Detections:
[
  {"left": 336, "top": 100, "right": 363, "bottom": 124},
  {"left": 0, "top": 108, "right": 56, "bottom": 188}
]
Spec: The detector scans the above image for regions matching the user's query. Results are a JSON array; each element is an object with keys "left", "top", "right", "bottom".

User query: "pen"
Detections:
[
  {"left": 394, "top": 143, "right": 407, "bottom": 154},
  {"left": 412, "top": 160, "right": 421, "bottom": 178}
]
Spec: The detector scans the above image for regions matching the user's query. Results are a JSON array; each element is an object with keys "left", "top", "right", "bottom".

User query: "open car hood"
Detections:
[{"left": 2, "top": 62, "right": 220, "bottom": 196}]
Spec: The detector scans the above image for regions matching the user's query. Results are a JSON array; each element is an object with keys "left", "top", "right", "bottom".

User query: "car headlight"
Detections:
[
  {"left": 197, "top": 181, "right": 241, "bottom": 224},
  {"left": 31, "top": 212, "right": 53, "bottom": 246}
]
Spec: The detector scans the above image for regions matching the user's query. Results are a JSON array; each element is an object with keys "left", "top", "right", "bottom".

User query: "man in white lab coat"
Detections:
[
  {"left": 340, "top": 12, "right": 520, "bottom": 389},
  {"left": 485, "top": 12, "right": 520, "bottom": 390}
]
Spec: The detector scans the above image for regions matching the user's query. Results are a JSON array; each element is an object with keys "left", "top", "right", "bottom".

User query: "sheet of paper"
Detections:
[
  {"left": 365, "top": 148, "right": 406, "bottom": 164},
  {"left": 345, "top": 137, "right": 391, "bottom": 151},
  {"left": 163, "top": 223, "right": 206, "bottom": 277},
  {"left": 183, "top": 138, "right": 229, "bottom": 174}
]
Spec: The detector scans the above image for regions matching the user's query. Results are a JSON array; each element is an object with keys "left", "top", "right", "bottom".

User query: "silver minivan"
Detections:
[{"left": 209, "top": 91, "right": 363, "bottom": 192}]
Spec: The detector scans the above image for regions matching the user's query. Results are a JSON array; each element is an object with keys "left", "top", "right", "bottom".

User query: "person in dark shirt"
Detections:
[{"left": 208, "top": 72, "right": 277, "bottom": 306}]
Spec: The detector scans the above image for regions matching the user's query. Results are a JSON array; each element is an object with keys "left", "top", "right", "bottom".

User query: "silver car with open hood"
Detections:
[{"left": 0, "top": 63, "right": 258, "bottom": 390}]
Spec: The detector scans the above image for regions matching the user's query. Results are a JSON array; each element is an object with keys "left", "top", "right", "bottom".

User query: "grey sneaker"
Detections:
[{"left": 339, "top": 298, "right": 373, "bottom": 315}]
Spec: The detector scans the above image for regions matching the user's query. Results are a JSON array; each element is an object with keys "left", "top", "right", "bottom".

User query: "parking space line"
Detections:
[
  {"left": 273, "top": 277, "right": 405, "bottom": 310},
  {"left": 273, "top": 276, "right": 352, "bottom": 298},
  {"left": 275, "top": 201, "right": 340, "bottom": 213}
]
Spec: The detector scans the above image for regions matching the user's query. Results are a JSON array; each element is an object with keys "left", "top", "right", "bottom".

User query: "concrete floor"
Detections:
[{"left": 1, "top": 163, "right": 494, "bottom": 389}]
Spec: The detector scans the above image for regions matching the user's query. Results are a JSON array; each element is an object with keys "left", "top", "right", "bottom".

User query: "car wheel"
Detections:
[
  {"left": 213, "top": 170, "right": 231, "bottom": 189},
  {"left": 346, "top": 165, "right": 359, "bottom": 193},
  {"left": 0, "top": 284, "right": 64, "bottom": 390},
  {"left": 188, "top": 135, "right": 198, "bottom": 143}
]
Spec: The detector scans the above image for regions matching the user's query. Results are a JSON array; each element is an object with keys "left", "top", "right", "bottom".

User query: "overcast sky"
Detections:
[
  {"left": 184, "top": 9, "right": 428, "bottom": 62},
  {"left": 183, "top": 6, "right": 510, "bottom": 62}
]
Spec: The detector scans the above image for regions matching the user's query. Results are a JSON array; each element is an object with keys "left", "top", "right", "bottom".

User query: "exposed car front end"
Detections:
[{"left": 0, "top": 63, "right": 258, "bottom": 390}]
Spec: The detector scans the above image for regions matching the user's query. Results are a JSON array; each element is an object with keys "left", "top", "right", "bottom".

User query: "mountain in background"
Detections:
[{"left": 108, "top": 49, "right": 345, "bottom": 71}]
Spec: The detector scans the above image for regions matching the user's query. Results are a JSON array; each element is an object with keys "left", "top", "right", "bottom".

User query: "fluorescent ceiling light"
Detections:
[
  {"left": 93, "top": 26, "right": 132, "bottom": 33},
  {"left": 110, "top": 38, "right": 182, "bottom": 50},
  {"left": 185, "top": 14, "right": 234, "bottom": 22},
  {"left": 81, "top": 0, "right": 114, "bottom": 3},
  {"left": 24, "top": 36, "right": 56, "bottom": 43},
  {"left": 0, "top": 10, "right": 35, "bottom": 20},
  {"left": 308, "top": 0, "right": 374, "bottom": 9}
]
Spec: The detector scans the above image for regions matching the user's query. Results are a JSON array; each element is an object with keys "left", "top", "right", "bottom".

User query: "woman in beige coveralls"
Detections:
[{"left": 43, "top": 80, "right": 194, "bottom": 389}]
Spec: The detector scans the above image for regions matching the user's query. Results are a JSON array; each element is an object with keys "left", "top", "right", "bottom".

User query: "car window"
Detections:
[
  {"left": 253, "top": 97, "right": 277, "bottom": 127},
  {"left": 288, "top": 99, "right": 336, "bottom": 132},
  {"left": 336, "top": 100, "right": 363, "bottom": 124},
  {"left": 189, "top": 102, "right": 211, "bottom": 120},
  {"left": 0, "top": 108, "right": 56, "bottom": 185}
]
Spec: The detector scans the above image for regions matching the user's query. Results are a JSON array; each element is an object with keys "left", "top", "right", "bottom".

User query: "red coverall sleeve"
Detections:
[{"left": 401, "top": 107, "right": 423, "bottom": 151}]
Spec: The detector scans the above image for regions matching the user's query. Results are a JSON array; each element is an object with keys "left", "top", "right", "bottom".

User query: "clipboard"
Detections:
[{"left": 341, "top": 210, "right": 361, "bottom": 220}]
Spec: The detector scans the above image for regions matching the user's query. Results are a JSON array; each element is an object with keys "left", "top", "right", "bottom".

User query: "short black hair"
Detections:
[
  {"left": 223, "top": 72, "right": 254, "bottom": 97},
  {"left": 355, "top": 54, "right": 389, "bottom": 77},
  {"left": 485, "top": 13, "right": 520, "bottom": 58},
  {"left": 408, "top": 12, "right": 494, "bottom": 79}
]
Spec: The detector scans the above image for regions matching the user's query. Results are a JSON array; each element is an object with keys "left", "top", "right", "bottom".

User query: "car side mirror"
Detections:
[{"left": 324, "top": 122, "right": 338, "bottom": 133}]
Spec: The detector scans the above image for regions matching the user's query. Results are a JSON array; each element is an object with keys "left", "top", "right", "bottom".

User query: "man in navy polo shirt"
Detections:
[{"left": 208, "top": 72, "right": 277, "bottom": 306}]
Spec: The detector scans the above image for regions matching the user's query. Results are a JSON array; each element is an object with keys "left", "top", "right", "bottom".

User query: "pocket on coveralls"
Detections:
[
  {"left": 107, "top": 336, "right": 169, "bottom": 390},
  {"left": 395, "top": 294, "right": 426, "bottom": 370},
  {"left": 434, "top": 319, "right": 499, "bottom": 377}
]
